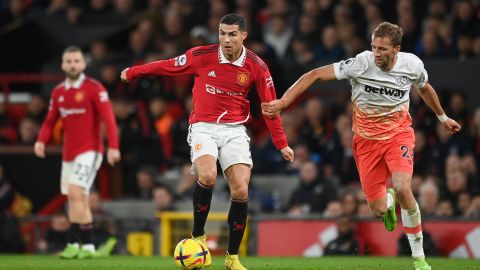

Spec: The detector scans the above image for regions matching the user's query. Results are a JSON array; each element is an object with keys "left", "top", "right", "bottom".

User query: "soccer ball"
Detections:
[{"left": 174, "top": 238, "right": 209, "bottom": 270}]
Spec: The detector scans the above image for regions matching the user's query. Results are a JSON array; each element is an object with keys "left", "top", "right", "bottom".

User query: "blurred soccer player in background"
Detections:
[
  {"left": 121, "top": 13, "right": 294, "bottom": 270},
  {"left": 262, "top": 22, "right": 461, "bottom": 270},
  {"left": 34, "top": 46, "right": 121, "bottom": 259}
]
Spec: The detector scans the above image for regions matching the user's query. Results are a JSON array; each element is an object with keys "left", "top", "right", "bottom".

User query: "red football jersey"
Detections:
[
  {"left": 37, "top": 74, "right": 119, "bottom": 161},
  {"left": 126, "top": 44, "right": 288, "bottom": 150}
]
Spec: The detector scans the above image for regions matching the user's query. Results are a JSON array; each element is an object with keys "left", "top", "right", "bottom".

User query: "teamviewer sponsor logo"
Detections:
[
  {"left": 364, "top": 85, "right": 407, "bottom": 99},
  {"left": 59, "top": 107, "right": 87, "bottom": 117},
  {"left": 205, "top": 84, "right": 243, "bottom": 96}
]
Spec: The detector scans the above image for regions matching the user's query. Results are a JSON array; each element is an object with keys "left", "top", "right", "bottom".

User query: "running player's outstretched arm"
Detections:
[
  {"left": 261, "top": 64, "right": 336, "bottom": 118},
  {"left": 416, "top": 82, "right": 461, "bottom": 135},
  {"left": 120, "top": 49, "right": 196, "bottom": 83}
]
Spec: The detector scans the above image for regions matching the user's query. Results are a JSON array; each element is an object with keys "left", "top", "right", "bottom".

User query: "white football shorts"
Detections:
[
  {"left": 60, "top": 151, "right": 103, "bottom": 195},
  {"left": 187, "top": 122, "right": 253, "bottom": 174}
]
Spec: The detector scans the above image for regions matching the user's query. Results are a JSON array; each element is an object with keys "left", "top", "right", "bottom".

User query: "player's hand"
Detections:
[
  {"left": 261, "top": 98, "right": 286, "bottom": 119},
  {"left": 34, "top": 142, "right": 45, "bottom": 158},
  {"left": 280, "top": 146, "right": 294, "bottom": 162},
  {"left": 120, "top": 68, "right": 129, "bottom": 83},
  {"left": 442, "top": 118, "right": 461, "bottom": 135},
  {"left": 107, "top": 148, "right": 121, "bottom": 166}
]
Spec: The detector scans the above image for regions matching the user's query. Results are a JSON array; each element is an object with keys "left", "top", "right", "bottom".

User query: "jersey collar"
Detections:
[
  {"left": 218, "top": 45, "right": 246, "bottom": 67},
  {"left": 64, "top": 73, "right": 86, "bottom": 90}
]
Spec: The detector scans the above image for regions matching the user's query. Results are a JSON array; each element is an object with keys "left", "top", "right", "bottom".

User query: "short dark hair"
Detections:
[
  {"left": 372, "top": 22, "right": 403, "bottom": 46},
  {"left": 63, "top": 45, "right": 83, "bottom": 55},
  {"left": 219, "top": 13, "right": 247, "bottom": 31}
]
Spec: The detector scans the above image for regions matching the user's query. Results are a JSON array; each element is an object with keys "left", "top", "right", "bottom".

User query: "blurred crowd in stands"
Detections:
[{"left": 1, "top": 0, "right": 480, "bottom": 253}]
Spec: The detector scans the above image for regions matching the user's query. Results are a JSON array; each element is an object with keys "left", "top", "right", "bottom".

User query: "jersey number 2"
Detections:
[{"left": 400, "top": 145, "right": 412, "bottom": 159}]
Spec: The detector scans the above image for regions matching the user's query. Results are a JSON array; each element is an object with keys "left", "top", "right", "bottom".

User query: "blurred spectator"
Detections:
[
  {"left": 317, "top": 24, "right": 345, "bottom": 60},
  {"left": 263, "top": 15, "right": 294, "bottom": 60},
  {"left": 0, "top": 0, "right": 27, "bottom": 31},
  {"left": 170, "top": 96, "right": 192, "bottom": 166},
  {"left": 341, "top": 191, "right": 358, "bottom": 217},
  {"left": 324, "top": 215, "right": 358, "bottom": 255},
  {"left": 26, "top": 94, "right": 48, "bottom": 125},
  {"left": 356, "top": 201, "right": 372, "bottom": 218},
  {"left": 37, "top": 212, "right": 70, "bottom": 254},
  {"left": 287, "top": 161, "right": 337, "bottom": 215},
  {"left": 134, "top": 166, "right": 157, "bottom": 200},
  {"left": 174, "top": 163, "right": 196, "bottom": 199},
  {"left": 418, "top": 181, "right": 439, "bottom": 218},
  {"left": 465, "top": 195, "right": 480, "bottom": 218},
  {"left": 17, "top": 118, "right": 39, "bottom": 145},
  {"left": 435, "top": 200, "right": 454, "bottom": 217},
  {"left": 323, "top": 200, "right": 343, "bottom": 218},
  {"left": 153, "top": 184, "right": 174, "bottom": 211},
  {"left": 457, "top": 192, "right": 471, "bottom": 216}
]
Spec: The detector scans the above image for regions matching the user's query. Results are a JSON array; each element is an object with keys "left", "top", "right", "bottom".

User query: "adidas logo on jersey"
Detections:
[{"left": 208, "top": 70, "right": 216, "bottom": 77}]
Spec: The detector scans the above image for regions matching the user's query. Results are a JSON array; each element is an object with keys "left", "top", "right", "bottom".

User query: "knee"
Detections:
[
  {"left": 394, "top": 182, "right": 412, "bottom": 198},
  {"left": 231, "top": 185, "right": 248, "bottom": 200},
  {"left": 370, "top": 204, "right": 388, "bottom": 218},
  {"left": 197, "top": 169, "right": 217, "bottom": 186},
  {"left": 68, "top": 186, "right": 84, "bottom": 203}
]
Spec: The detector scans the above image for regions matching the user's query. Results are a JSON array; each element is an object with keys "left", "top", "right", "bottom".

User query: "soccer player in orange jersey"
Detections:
[{"left": 262, "top": 22, "right": 461, "bottom": 270}]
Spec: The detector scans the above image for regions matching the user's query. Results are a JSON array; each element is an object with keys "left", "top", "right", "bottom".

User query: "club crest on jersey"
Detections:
[
  {"left": 395, "top": 76, "right": 409, "bottom": 88},
  {"left": 75, "top": 91, "right": 84, "bottom": 102},
  {"left": 236, "top": 72, "right": 249, "bottom": 86},
  {"left": 193, "top": 143, "right": 203, "bottom": 152}
]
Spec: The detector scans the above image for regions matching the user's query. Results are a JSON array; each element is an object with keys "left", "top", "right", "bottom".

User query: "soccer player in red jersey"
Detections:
[
  {"left": 262, "top": 22, "right": 461, "bottom": 270},
  {"left": 121, "top": 14, "right": 294, "bottom": 270},
  {"left": 34, "top": 46, "right": 121, "bottom": 259}
]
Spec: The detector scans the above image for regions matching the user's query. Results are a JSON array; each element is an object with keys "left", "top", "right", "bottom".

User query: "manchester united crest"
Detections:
[
  {"left": 236, "top": 72, "right": 249, "bottom": 86},
  {"left": 193, "top": 143, "right": 203, "bottom": 152},
  {"left": 74, "top": 91, "right": 84, "bottom": 102}
]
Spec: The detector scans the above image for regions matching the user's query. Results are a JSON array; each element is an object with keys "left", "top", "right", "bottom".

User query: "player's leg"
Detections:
[
  {"left": 188, "top": 123, "right": 220, "bottom": 267},
  {"left": 59, "top": 161, "right": 81, "bottom": 259},
  {"left": 352, "top": 135, "right": 392, "bottom": 221},
  {"left": 223, "top": 164, "right": 250, "bottom": 270},
  {"left": 219, "top": 126, "right": 252, "bottom": 270},
  {"left": 67, "top": 151, "right": 103, "bottom": 259},
  {"left": 386, "top": 129, "right": 431, "bottom": 270}
]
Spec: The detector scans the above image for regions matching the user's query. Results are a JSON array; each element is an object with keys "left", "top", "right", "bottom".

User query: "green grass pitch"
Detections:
[{"left": 0, "top": 255, "right": 478, "bottom": 269}]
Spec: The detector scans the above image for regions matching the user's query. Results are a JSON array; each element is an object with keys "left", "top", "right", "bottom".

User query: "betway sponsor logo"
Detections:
[
  {"left": 205, "top": 84, "right": 243, "bottom": 96},
  {"left": 364, "top": 85, "right": 407, "bottom": 99},
  {"left": 59, "top": 107, "right": 87, "bottom": 117}
]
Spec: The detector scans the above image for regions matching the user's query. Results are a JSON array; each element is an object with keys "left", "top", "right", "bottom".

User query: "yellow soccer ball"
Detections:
[{"left": 173, "top": 238, "right": 209, "bottom": 270}]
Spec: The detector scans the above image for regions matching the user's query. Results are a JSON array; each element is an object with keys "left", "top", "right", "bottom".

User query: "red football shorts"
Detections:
[{"left": 352, "top": 127, "right": 415, "bottom": 202}]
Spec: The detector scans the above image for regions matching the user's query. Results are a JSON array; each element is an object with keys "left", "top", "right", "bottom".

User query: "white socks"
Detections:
[
  {"left": 401, "top": 204, "right": 425, "bottom": 258},
  {"left": 82, "top": 244, "right": 95, "bottom": 252}
]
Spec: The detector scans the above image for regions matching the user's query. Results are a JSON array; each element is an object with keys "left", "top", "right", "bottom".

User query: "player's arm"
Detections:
[
  {"left": 34, "top": 92, "right": 60, "bottom": 158},
  {"left": 256, "top": 69, "right": 294, "bottom": 162},
  {"left": 93, "top": 85, "right": 121, "bottom": 165},
  {"left": 120, "top": 49, "right": 196, "bottom": 83},
  {"left": 416, "top": 82, "right": 461, "bottom": 134},
  {"left": 261, "top": 65, "right": 336, "bottom": 118}
]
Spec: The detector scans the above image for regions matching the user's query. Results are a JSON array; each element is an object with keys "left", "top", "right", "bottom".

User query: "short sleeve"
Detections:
[
  {"left": 333, "top": 53, "right": 368, "bottom": 80},
  {"left": 412, "top": 60, "right": 429, "bottom": 88}
]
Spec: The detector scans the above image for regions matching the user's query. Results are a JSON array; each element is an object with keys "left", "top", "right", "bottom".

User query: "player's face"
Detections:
[
  {"left": 61, "top": 51, "right": 86, "bottom": 80},
  {"left": 371, "top": 36, "right": 400, "bottom": 71},
  {"left": 219, "top": 23, "right": 248, "bottom": 61}
]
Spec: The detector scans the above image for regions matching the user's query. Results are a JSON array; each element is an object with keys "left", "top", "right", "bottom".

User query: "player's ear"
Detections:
[
  {"left": 394, "top": 45, "right": 401, "bottom": 53},
  {"left": 241, "top": 31, "right": 248, "bottom": 42}
]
